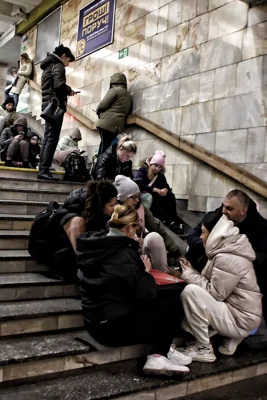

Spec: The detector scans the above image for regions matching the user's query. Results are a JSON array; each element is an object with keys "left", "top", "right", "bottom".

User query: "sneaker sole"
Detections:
[
  {"left": 143, "top": 368, "right": 189, "bottom": 376},
  {"left": 218, "top": 346, "right": 236, "bottom": 356},
  {"left": 193, "top": 354, "right": 217, "bottom": 363}
]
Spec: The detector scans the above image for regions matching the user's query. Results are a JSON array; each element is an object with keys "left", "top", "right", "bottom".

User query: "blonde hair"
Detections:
[
  {"left": 109, "top": 204, "right": 139, "bottom": 230},
  {"left": 118, "top": 135, "right": 137, "bottom": 154}
]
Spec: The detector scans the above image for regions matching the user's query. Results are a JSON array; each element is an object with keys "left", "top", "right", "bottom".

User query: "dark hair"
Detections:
[
  {"left": 202, "top": 211, "right": 222, "bottom": 233},
  {"left": 20, "top": 53, "right": 29, "bottom": 61},
  {"left": 54, "top": 44, "right": 75, "bottom": 62},
  {"left": 82, "top": 181, "right": 117, "bottom": 227},
  {"left": 226, "top": 190, "right": 250, "bottom": 208}
]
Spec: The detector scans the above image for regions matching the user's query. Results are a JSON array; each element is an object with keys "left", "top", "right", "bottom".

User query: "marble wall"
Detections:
[
  {"left": 0, "top": 64, "right": 8, "bottom": 104},
  {"left": 24, "top": 0, "right": 267, "bottom": 213}
]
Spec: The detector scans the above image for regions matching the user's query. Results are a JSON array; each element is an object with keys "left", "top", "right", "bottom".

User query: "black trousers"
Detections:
[
  {"left": 87, "top": 284, "right": 186, "bottom": 356},
  {"left": 151, "top": 191, "right": 183, "bottom": 225},
  {"left": 39, "top": 117, "right": 64, "bottom": 174},
  {"left": 98, "top": 128, "right": 117, "bottom": 155}
]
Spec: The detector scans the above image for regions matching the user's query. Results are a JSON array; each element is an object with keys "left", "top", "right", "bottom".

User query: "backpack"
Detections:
[
  {"left": 28, "top": 201, "right": 68, "bottom": 264},
  {"left": 63, "top": 152, "right": 90, "bottom": 182}
]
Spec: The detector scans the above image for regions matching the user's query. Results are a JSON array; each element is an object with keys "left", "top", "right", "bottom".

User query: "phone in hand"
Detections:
[{"left": 74, "top": 91, "right": 81, "bottom": 94}]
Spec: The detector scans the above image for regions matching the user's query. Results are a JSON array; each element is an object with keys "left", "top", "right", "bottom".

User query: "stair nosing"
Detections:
[
  {"left": 0, "top": 200, "right": 63, "bottom": 206},
  {"left": 0, "top": 273, "right": 75, "bottom": 288},
  {"left": 0, "top": 188, "right": 70, "bottom": 195},
  {"left": 0, "top": 250, "right": 31, "bottom": 260}
]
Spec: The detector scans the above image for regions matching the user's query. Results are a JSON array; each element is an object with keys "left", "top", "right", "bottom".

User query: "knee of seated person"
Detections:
[
  {"left": 145, "top": 231, "right": 163, "bottom": 245},
  {"left": 181, "top": 284, "right": 200, "bottom": 298},
  {"left": 65, "top": 216, "right": 85, "bottom": 230}
]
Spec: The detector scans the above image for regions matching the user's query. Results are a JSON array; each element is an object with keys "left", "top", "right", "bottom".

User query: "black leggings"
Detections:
[
  {"left": 87, "top": 284, "right": 186, "bottom": 356},
  {"left": 98, "top": 128, "right": 117, "bottom": 155},
  {"left": 151, "top": 191, "right": 183, "bottom": 225}
]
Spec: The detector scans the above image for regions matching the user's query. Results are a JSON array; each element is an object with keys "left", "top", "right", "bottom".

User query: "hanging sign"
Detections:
[{"left": 76, "top": 0, "right": 116, "bottom": 60}]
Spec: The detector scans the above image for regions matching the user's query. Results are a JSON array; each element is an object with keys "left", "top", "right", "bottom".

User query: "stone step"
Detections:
[
  {"left": 0, "top": 165, "right": 64, "bottom": 180},
  {"left": 0, "top": 348, "right": 266, "bottom": 399},
  {"left": 0, "top": 273, "right": 79, "bottom": 301},
  {"left": 0, "top": 298, "right": 83, "bottom": 336},
  {"left": 0, "top": 215, "right": 34, "bottom": 231},
  {"left": 0, "top": 200, "right": 62, "bottom": 215},
  {"left": 0, "top": 230, "right": 29, "bottom": 250},
  {"left": 0, "top": 250, "right": 48, "bottom": 274},
  {"left": 0, "top": 188, "right": 68, "bottom": 203},
  {"left": 0, "top": 176, "right": 82, "bottom": 193},
  {"left": 0, "top": 331, "right": 149, "bottom": 384}
]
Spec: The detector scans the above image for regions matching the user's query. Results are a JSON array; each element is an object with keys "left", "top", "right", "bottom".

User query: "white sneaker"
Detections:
[
  {"left": 178, "top": 342, "right": 216, "bottom": 363},
  {"left": 143, "top": 355, "right": 189, "bottom": 376},
  {"left": 167, "top": 344, "right": 192, "bottom": 366},
  {"left": 218, "top": 337, "right": 243, "bottom": 356}
]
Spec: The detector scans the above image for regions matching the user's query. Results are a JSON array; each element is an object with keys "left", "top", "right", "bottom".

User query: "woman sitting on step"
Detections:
[
  {"left": 135, "top": 150, "right": 183, "bottom": 234},
  {"left": 178, "top": 212, "right": 262, "bottom": 362},
  {"left": 51, "top": 180, "right": 118, "bottom": 281},
  {"left": 76, "top": 204, "right": 192, "bottom": 376}
]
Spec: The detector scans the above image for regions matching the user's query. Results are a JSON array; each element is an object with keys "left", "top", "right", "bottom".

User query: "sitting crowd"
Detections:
[{"left": 30, "top": 163, "right": 267, "bottom": 377}]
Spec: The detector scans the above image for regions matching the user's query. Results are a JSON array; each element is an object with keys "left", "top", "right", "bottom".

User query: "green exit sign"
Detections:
[{"left": 119, "top": 48, "right": 129, "bottom": 59}]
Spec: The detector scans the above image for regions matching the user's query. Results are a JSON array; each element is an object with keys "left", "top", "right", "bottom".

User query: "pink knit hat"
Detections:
[{"left": 150, "top": 150, "right": 166, "bottom": 166}]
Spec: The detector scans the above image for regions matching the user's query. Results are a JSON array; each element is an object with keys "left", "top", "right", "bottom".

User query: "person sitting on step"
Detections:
[
  {"left": 0, "top": 116, "right": 32, "bottom": 168},
  {"left": 91, "top": 134, "right": 136, "bottom": 181},
  {"left": 76, "top": 203, "right": 192, "bottom": 376},
  {"left": 178, "top": 212, "right": 262, "bottom": 362},
  {"left": 135, "top": 150, "right": 184, "bottom": 234},
  {"left": 50, "top": 181, "right": 118, "bottom": 281},
  {"left": 28, "top": 134, "right": 41, "bottom": 169},
  {"left": 0, "top": 96, "right": 19, "bottom": 130},
  {"left": 114, "top": 175, "right": 188, "bottom": 272},
  {"left": 53, "top": 128, "right": 82, "bottom": 166}
]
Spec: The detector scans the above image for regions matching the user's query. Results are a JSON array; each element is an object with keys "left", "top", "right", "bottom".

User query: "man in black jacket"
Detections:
[
  {"left": 38, "top": 45, "right": 76, "bottom": 180},
  {"left": 187, "top": 189, "right": 267, "bottom": 321}
]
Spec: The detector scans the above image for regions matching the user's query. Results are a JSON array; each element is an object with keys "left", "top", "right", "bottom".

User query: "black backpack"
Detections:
[
  {"left": 63, "top": 152, "right": 90, "bottom": 182},
  {"left": 28, "top": 201, "right": 68, "bottom": 264}
]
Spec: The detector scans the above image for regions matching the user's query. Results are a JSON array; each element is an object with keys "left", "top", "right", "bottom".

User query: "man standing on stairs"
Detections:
[{"left": 38, "top": 45, "right": 76, "bottom": 181}]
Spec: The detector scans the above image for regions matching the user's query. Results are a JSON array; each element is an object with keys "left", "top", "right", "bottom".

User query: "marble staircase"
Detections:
[{"left": 0, "top": 166, "right": 267, "bottom": 399}]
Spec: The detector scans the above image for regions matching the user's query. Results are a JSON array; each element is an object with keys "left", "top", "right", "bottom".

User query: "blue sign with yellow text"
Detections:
[{"left": 76, "top": 0, "right": 116, "bottom": 60}]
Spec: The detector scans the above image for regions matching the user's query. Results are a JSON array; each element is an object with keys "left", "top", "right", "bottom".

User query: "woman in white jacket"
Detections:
[
  {"left": 53, "top": 128, "right": 82, "bottom": 165},
  {"left": 10, "top": 53, "right": 32, "bottom": 109},
  {"left": 179, "top": 212, "right": 262, "bottom": 362}
]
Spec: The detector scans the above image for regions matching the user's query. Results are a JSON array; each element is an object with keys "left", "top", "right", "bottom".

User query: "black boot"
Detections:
[
  {"left": 5, "top": 159, "right": 13, "bottom": 167},
  {"left": 22, "top": 161, "right": 30, "bottom": 169},
  {"left": 37, "top": 171, "right": 58, "bottom": 181},
  {"left": 169, "top": 222, "right": 184, "bottom": 235}
]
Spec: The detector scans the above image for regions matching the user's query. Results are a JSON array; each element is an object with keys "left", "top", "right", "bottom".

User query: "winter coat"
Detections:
[
  {"left": 92, "top": 143, "right": 133, "bottom": 181},
  {"left": 187, "top": 198, "right": 267, "bottom": 282},
  {"left": 56, "top": 128, "right": 81, "bottom": 151},
  {"left": 0, "top": 116, "right": 30, "bottom": 160},
  {"left": 0, "top": 106, "right": 19, "bottom": 128},
  {"left": 135, "top": 159, "right": 170, "bottom": 194},
  {"left": 40, "top": 53, "right": 72, "bottom": 111},
  {"left": 76, "top": 232, "right": 157, "bottom": 322},
  {"left": 10, "top": 56, "right": 32, "bottom": 95},
  {"left": 96, "top": 73, "right": 132, "bottom": 134},
  {"left": 29, "top": 143, "right": 40, "bottom": 168},
  {"left": 182, "top": 216, "right": 262, "bottom": 332}
]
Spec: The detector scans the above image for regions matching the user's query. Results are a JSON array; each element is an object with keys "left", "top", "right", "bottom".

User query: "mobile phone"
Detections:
[{"left": 74, "top": 91, "right": 81, "bottom": 94}]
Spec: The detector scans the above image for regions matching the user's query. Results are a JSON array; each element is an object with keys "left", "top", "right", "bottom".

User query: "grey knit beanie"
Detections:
[{"left": 114, "top": 175, "right": 140, "bottom": 202}]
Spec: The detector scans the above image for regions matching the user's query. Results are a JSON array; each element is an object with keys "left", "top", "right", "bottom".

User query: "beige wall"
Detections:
[{"left": 23, "top": 0, "right": 267, "bottom": 215}]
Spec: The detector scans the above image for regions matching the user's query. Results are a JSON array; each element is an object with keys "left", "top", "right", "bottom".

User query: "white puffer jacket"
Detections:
[{"left": 182, "top": 215, "right": 262, "bottom": 332}]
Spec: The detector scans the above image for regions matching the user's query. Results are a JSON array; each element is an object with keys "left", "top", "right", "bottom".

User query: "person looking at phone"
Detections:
[
  {"left": 77, "top": 204, "right": 192, "bottom": 376},
  {"left": 38, "top": 44, "right": 76, "bottom": 180},
  {"left": 0, "top": 116, "right": 32, "bottom": 168},
  {"left": 53, "top": 128, "right": 83, "bottom": 166}
]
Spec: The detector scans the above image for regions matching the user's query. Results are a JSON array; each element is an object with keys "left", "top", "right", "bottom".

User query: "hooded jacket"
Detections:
[
  {"left": 182, "top": 216, "right": 262, "bottom": 332},
  {"left": 10, "top": 54, "right": 32, "bottom": 95},
  {"left": 76, "top": 233, "right": 157, "bottom": 322},
  {"left": 92, "top": 142, "right": 133, "bottom": 180},
  {"left": 40, "top": 52, "right": 72, "bottom": 111},
  {"left": 0, "top": 116, "right": 30, "bottom": 159},
  {"left": 56, "top": 128, "right": 81, "bottom": 151},
  {"left": 96, "top": 73, "right": 132, "bottom": 134}
]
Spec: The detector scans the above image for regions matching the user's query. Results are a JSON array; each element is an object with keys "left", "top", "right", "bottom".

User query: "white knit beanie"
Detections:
[{"left": 114, "top": 175, "right": 140, "bottom": 202}]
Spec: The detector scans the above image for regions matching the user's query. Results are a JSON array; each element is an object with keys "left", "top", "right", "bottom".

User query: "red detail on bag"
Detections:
[{"left": 150, "top": 269, "right": 184, "bottom": 285}]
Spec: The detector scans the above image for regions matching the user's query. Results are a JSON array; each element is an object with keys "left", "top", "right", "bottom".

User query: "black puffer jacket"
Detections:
[
  {"left": 92, "top": 143, "right": 133, "bottom": 180},
  {"left": 77, "top": 233, "right": 157, "bottom": 322},
  {"left": 41, "top": 53, "right": 72, "bottom": 111}
]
